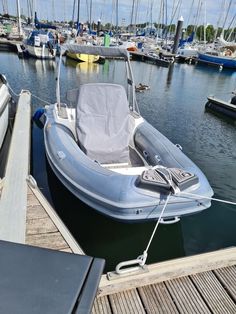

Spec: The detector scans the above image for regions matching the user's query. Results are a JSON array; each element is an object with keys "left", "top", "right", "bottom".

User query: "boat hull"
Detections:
[
  {"left": 0, "top": 83, "right": 10, "bottom": 149},
  {"left": 66, "top": 52, "right": 99, "bottom": 63},
  {"left": 26, "top": 44, "right": 56, "bottom": 59},
  {"left": 206, "top": 96, "right": 236, "bottom": 119},
  {"left": 198, "top": 52, "right": 236, "bottom": 69},
  {"left": 44, "top": 105, "right": 213, "bottom": 222}
]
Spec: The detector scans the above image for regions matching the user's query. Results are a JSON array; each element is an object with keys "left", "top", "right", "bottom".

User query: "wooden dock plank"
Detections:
[
  {"left": 60, "top": 248, "right": 73, "bottom": 253},
  {"left": 28, "top": 184, "right": 84, "bottom": 254},
  {"left": 109, "top": 289, "right": 145, "bottom": 314},
  {"left": 25, "top": 232, "right": 69, "bottom": 250},
  {"left": 165, "top": 276, "right": 211, "bottom": 314},
  {"left": 26, "top": 217, "right": 58, "bottom": 235},
  {"left": 27, "top": 193, "right": 41, "bottom": 206},
  {"left": 26, "top": 205, "right": 49, "bottom": 220},
  {"left": 92, "top": 296, "right": 112, "bottom": 314},
  {"left": 191, "top": 270, "right": 236, "bottom": 313},
  {"left": 138, "top": 282, "right": 179, "bottom": 313},
  {"left": 214, "top": 266, "right": 236, "bottom": 302},
  {"left": 0, "top": 91, "right": 31, "bottom": 243},
  {"left": 99, "top": 247, "right": 236, "bottom": 296}
]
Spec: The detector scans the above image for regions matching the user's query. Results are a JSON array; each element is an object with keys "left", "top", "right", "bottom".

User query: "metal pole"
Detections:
[{"left": 172, "top": 16, "right": 183, "bottom": 54}]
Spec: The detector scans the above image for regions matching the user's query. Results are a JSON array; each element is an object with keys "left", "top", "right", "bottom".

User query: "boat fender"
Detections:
[{"left": 33, "top": 108, "right": 45, "bottom": 121}]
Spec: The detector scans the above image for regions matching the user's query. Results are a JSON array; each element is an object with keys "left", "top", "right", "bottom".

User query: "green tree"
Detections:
[
  {"left": 186, "top": 25, "right": 195, "bottom": 36},
  {"left": 206, "top": 24, "right": 214, "bottom": 42}
]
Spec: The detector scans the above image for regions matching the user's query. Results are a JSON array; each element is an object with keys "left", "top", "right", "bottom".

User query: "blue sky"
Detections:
[{"left": 3, "top": 0, "right": 236, "bottom": 28}]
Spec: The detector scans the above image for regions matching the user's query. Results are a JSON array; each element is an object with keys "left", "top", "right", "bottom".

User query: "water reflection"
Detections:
[
  {"left": 26, "top": 58, "right": 57, "bottom": 76},
  {"left": 45, "top": 158, "right": 185, "bottom": 272},
  {"left": 181, "top": 203, "right": 236, "bottom": 256},
  {"left": 64, "top": 58, "right": 99, "bottom": 74},
  {"left": 166, "top": 63, "right": 174, "bottom": 87},
  {"left": 205, "top": 107, "right": 236, "bottom": 126}
]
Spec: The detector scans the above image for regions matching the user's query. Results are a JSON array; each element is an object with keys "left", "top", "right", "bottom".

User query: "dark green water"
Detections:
[{"left": 1, "top": 52, "right": 236, "bottom": 272}]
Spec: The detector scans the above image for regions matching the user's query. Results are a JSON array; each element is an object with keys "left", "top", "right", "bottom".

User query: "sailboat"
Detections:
[
  {"left": 66, "top": 0, "right": 101, "bottom": 63},
  {"left": 197, "top": 0, "right": 236, "bottom": 69},
  {"left": 24, "top": 13, "right": 57, "bottom": 59}
]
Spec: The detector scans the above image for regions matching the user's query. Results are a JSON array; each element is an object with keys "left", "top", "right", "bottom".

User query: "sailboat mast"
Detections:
[
  {"left": 221, "top": 0, "right": 233, "bottom": 38},
  {"left": 52, "top": 0, "right": 55, "bottom": 23},
  {"left": 130, "top": 0, "right": 135, "bottom": 32},
  {"left": 89, "top": 0, "right": 92, "bottom": 29},
  {"left": 203, "top": 0, "right": 206, "bottom": 43},
  {"left": 72, "top": 0, "right": 76, "bottom": 28},
  {"left": 16, "top": 0, "right": 23, "bottom": 36},
  {"left": 77, "top": 0, "right": 80, "bottom": 27},
  {"left": 115, "top": 0, "right": 118, "bottom": 33},
  {"left": 2, "top": 0, "right": 8, "bottom": 14},
  {"left": 30, "top": 0, "right": 36, "bottom": 24}
]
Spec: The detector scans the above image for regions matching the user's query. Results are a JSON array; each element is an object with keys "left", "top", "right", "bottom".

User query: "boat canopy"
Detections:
[
  {"left": 57, "top": 44, "right": 139, "bottom": 115},
  {"left": 61, "top": 44, "right": 130, "bottom": 60}
]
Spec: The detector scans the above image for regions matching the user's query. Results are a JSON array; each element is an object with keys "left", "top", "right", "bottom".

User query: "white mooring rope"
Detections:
[
  {"left": 113, "top": 185, "right": 236, "bottom": 276},
  {"left": 177, "top": 191, "right": 236, "bottom": 206},
  {"left": 7, "top": 81, "right": 53, "bottom": 106},
  {"left": 113, "top": 193, "right": 171, "bottom": 276},
  {"left": 142, "top": 193, "right": 171, "bottom": 263}
]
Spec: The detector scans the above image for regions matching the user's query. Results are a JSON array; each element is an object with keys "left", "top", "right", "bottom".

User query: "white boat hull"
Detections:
[
  {"left": 26, "top": 44, "right": 56, "bottom": 59},
  {"left": 0, "top": 84, "right": 10, "bottom": 148}
]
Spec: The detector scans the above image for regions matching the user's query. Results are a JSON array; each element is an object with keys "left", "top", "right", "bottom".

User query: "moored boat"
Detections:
[
  {"left": 205, "top": 95, "right": 236, "bottom": 119},
  {"left": 197, "top": 52, "right": 236, "bottom": 69},
  {"left": 24, "top": 30, "right": 57, "bottom": 59},
  {"left": 0, "top": 74, "right": 11, "bottom": 149},
  {"left": 43, "top": 45, "right": 213, "bottom": 223},
  {"left": 66, "top": 51, "right": 99, "bottom": 63}
]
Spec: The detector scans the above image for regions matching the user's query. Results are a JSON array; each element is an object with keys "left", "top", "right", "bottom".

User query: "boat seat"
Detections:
[{"left": 76, "top": 83, "right": 131, "bottom": 164}]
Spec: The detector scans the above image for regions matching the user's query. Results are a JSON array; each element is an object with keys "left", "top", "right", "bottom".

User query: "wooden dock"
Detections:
[
  {"left": 0, "top": 90, "right": 83, "bottom": 254},
  {"left": 0, "top": 38, "right": 20, "bottom": 52},
  {"left": 130, "top": 51, "right": 173, "bottom": 67},
  {"left": 1, "top": 89, "right": 236, "bottom": 313},
  {"left": 26, "top": 183, "right": 84, "bottom": 254},
  {"left": 94, "top": 248, "right": 236, "bottom": 313}
]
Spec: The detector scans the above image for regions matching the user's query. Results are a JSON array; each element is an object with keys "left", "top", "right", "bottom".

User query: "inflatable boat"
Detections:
[{"left": 43, "top": 45, "right": 213, "bottom": 223}]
